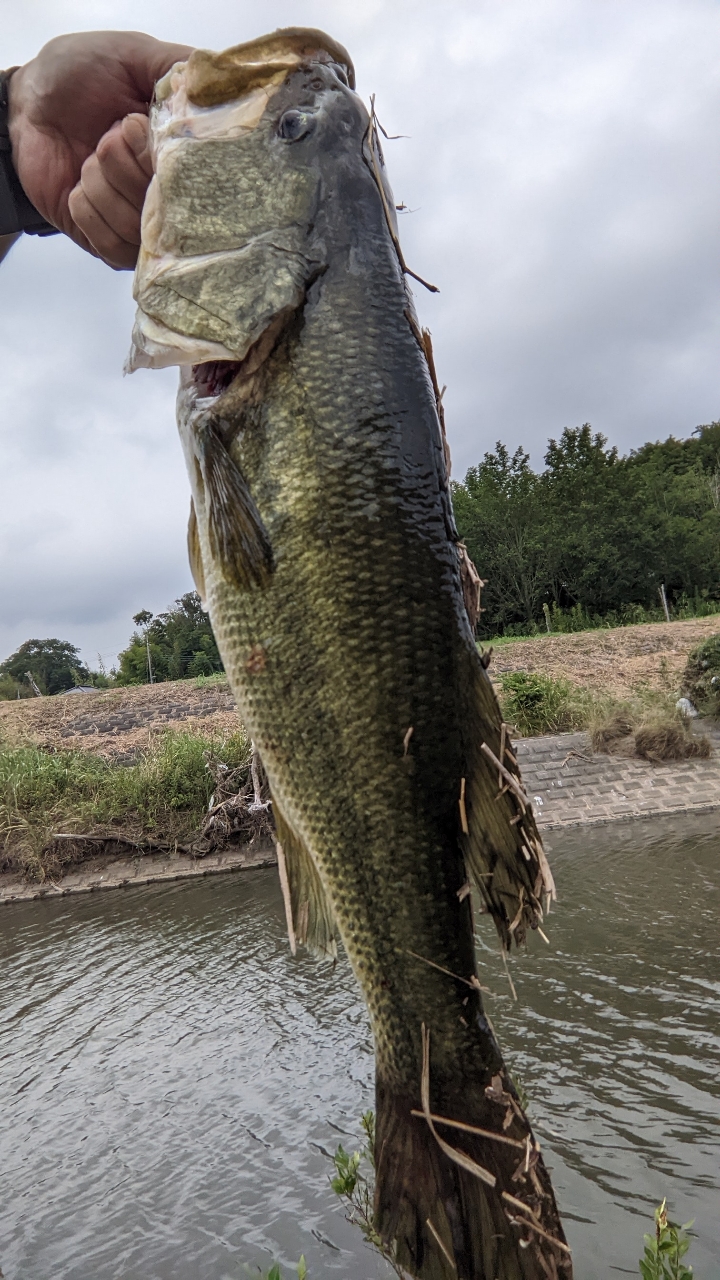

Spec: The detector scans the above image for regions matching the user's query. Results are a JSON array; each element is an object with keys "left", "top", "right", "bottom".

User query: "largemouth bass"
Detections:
[{"left": 128, "top": 28, "right": 571, "bottom": 1280}]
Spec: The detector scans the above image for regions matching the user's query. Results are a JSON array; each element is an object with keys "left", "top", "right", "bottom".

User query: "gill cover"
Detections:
[{"left": 126, "top": 28, "right": 354, "bottom": 372}]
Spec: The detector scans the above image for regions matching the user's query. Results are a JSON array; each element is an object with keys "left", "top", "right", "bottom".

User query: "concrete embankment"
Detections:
[
  {"left": 517, "top": 723, "right": 720, "bottom": 829},
  {"left": 0, "top": 843, "right": 277, "bottom": 904},
  {"left": 3, "top": 615, "right": 719, "bottom": 905}
]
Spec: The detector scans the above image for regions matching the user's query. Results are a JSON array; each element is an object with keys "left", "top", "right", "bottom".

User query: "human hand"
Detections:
[{"left": 8, "top": 31, "right": 192, "bottom": 269}]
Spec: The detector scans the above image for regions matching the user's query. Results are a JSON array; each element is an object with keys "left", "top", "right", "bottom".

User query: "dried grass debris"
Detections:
[{"left": 633, "top": 723, "right": 711, "bottom": 763}]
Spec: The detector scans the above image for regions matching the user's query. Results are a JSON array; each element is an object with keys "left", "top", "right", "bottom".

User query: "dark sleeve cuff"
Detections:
[{"left": 0, "top": 67, "right": 59, "bottom": 237}]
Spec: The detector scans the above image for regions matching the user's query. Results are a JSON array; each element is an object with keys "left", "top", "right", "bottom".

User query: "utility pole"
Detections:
[
  {"left": 25, "top": 671, "right": 43, "bottom": 697},
  {"left": 132, "top": 611, "right": 155, "bottom": 685}
]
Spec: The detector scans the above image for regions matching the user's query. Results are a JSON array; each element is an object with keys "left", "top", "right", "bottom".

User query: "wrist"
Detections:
[{"left": 0, "top": 66, "right": 58, "bottom": 236}]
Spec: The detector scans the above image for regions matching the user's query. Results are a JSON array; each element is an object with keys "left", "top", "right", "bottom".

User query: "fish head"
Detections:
[{"left": 126, "top": 28, "right": 376, "bottom": 380}]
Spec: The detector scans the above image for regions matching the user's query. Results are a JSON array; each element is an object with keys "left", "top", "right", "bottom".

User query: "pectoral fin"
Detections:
[
  {"left": 195, "top": 418, "right": 274, "bottom": 592},
  {"left": 273, "top": 802, "right": 337, "bottom": 959},
  {"left": 187, "top": 499, "right": 207, "bottom": 604}
]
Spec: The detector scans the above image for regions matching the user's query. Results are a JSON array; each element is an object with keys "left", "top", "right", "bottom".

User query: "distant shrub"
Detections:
[
  {"left": 683, "top": 634, "right": 720, "bottom": 717},
  {"left": 499, "top": 672, "right": 590, "bottom": 736}
]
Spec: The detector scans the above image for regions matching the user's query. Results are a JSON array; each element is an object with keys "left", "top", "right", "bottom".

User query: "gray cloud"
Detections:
[{"left": 1, "top": 0, "right": 718, "bottom": 667}]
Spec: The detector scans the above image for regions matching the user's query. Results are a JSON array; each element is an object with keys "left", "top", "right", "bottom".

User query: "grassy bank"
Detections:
[
  {"left": 497, "top": 670, "right": 711, "bottom": 761},
  {"left": 0, "top": 729, "right": 251, "bottom": 881}
]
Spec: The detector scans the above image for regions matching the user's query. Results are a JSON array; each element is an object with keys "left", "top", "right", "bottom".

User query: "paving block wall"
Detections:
[{"left": 514, "top": 727, "right": 720, "bottom": 829}]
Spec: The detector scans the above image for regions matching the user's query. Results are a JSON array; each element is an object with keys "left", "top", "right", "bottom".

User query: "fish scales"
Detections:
[{"left": 129, "top": 28, "right": 570, "bottom": 1280}]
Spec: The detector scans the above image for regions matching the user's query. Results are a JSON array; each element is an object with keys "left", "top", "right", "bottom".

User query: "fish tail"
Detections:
[{"left": 374, "top": 1029, "right": 571, "bottom": 1279}]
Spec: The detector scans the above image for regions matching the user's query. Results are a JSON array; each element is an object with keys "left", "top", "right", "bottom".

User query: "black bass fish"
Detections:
[{"left": 128, "top": 28, "right": 571, "bottom": 1280}]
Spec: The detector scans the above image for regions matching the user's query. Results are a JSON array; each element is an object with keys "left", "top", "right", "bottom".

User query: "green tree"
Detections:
[
  {"left": 116, "top": 592, "right": 223, "bottom": 685},
  {"left": 0, "top": 638, "right": 90, "bottom": 696},
  {"left": 452, "top": 419, "right": 720, "bottom": 636},
  {"left": 451, "top": 443, "right": 552, "bottom": 630},
  {"left": 542, "top": 425, "right": 656, "bottom": 612}
]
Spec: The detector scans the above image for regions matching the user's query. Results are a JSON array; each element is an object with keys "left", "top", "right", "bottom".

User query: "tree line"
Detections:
[
  {"left": 0, "top": 594, "right": 222, "bottom": 698},
  {"left": 452, "top": 420, "right": 720, "bottom": 638},
  {"left": 2, "top": 421, "right": 718, "bottom": 696}
]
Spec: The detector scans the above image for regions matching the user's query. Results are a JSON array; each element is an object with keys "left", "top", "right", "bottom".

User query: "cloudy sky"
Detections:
[{"left": 1, "top": 0, "right": 718, "bottom": 670}]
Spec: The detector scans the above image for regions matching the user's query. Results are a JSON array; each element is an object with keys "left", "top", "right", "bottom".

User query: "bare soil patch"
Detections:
[
  {"left": 0, "top": 678, "right": 241, "bottom": 760},
  {"left": 489, "top": 617, "right": 720, "bottom": 699}
]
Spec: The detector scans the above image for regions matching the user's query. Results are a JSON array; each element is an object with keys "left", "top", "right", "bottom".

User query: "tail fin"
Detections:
[{"left": 374, "top": 1028, "right": 572, "bottom": 1280}]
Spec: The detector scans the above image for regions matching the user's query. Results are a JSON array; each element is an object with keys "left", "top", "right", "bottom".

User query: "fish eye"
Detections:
[
  {"left": 330, "top": 63, "right": 349, "bottom": 86},
  {"left": 277, "top": 110, "right": 315, "bottom": 142}
]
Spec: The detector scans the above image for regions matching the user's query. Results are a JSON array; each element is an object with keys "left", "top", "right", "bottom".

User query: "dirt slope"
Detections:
[
  {"left": 489, "top": 616, "right": 720, "bottom": 699},
  {"left": 0, "top": 678, "right": 242, "bottom": 759},
  {"left": 1, "top": 617, "right": 717, "bottom": 758}
]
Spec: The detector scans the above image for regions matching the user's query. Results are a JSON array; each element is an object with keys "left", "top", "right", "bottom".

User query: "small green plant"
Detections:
[
  {"left": 639, "top": 1199, "right": 694, "bottom": 1279},
  {"left": 331, "top": 1112, "right": 408, "bottom": 1278},
  {"left": 255, "top": 1259, "right": 306, "bottom": 1280}
]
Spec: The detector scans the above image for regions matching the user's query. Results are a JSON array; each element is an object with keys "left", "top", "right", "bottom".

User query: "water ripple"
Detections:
[{"left": 1, "top": 815, "right": 719, "bottom": 1278}]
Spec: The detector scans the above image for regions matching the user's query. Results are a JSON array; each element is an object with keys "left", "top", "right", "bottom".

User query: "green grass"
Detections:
[
  {"left": 479, "top": 596, "right": 720, "bottom": 645},
  {"left": 498, "top": 672, "right": 595, "bottom": 736},
  {"left": 497, "top": 670, "right": 702, "bottom": 754},
  {"left": 0, "top": 728, "right": 250, "bottom": 879},
  {"left": 193, "top": 672, "right": 229, "bottom": 689}
]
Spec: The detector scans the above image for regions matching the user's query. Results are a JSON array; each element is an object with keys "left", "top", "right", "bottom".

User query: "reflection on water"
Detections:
[{"left": 1, "top": 813, "right": 718, "bottom": 1279}]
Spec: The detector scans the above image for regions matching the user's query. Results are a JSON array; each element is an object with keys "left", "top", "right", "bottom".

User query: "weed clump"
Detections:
[
  {"left": 498, "top": 672, "right": 591, "bottom": 737},
  {"left": 634, "top": 723, "right": 711, "bottom": 763},
  {"left": 591, "top": 701, "right": 711, "bottom": 763},
  {"left": 682, "top": 634, "right": 720, "bottom": 717},
  {"left": 590, "top": 712, "right": 634, "bottom": 754}
]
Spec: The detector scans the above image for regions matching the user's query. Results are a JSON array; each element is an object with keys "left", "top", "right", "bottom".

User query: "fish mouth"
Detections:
[{"left": 191, "top": 360, "right": 243, "bottom": 400}]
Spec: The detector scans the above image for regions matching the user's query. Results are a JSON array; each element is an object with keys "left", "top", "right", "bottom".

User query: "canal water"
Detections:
[{"left": 1, "top": 813, "right": 718, "bottom": 1279}]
